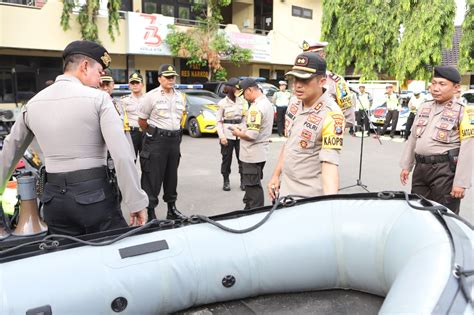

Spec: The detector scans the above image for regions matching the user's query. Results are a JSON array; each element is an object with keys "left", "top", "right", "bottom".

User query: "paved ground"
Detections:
[{"left": 150, "top": 131, "right": 472, "bottom": 223}]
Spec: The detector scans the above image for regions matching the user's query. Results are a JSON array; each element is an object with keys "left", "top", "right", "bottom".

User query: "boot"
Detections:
[
  {"left": 166, "top": 202, "right": 186, "bottom": 220},
  {"left": 223, "top": 175, "right": 230, "bottom": 191},
  {"left": 147, "top": 207, "right": 156, "bottom": 223}
]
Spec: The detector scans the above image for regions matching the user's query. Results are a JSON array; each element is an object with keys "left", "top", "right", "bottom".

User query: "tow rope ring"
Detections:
[{"left": 453, "top": 264, "right": 474, "bottom": 305}]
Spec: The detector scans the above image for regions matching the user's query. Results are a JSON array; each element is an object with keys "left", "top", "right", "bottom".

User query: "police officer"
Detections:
[
  {"left": 231, "top": 78, "right": 274, "bottom": 209},
  {"left": 0, "top": 40, "right": 148, "bottom": 235},
  {"left": 121, "top": 72, "right": 145, "bottom": 158},
  {"left": 216, "top": 77, "right": 246, "bottom": 191},
  {"left": 404, "top": 90, "right": 425, "bottom": 140},
  {"left": 379, "top": 83, "right": 400, "bottom": 138},
  {"left": 356, "top": 85, "right": 373, "bottom": 136},
  {"left": 400, "top": 66, "right": 473, "bottom": 214},
  {"left": 301, "top": 40, "right": 355, "bottom": 128},
  {"left": 272, "top": 80, "right": 292, "bottom": 136},
  {"left": 138, "top": 64, "right": 186, "bottom": 221},
  {"left": 99, "top": 69, "right": 134, "bottom": 156},
  {"left": 267, "top": 53, "right": 345, "bottom": 200}
]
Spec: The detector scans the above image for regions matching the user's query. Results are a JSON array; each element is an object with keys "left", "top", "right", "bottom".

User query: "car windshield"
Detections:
[
  {"left": 186, "top": 95, "right": 216, "bottom": 106},
  {"left": 462, "top": 92, "right": 474, "bottom": 104},
  {"left": 259, "top": 83, "right": 278, "bottom": 97}
]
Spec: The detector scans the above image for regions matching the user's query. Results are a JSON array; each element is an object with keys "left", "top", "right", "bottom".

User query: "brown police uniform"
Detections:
[
  {"left": 325, "top": 71, "right": 356, "bottom": 127},
  {"left": 138, "top": 72, "right": 185, "bottom": 220},
  {"left": 0, "top": 41, "right": 148, "bottom": 236},
  {"left": 400, "top": 97, "right": 473, "bottom": 214},
  {"left": 239, "top": 92, "right": 274, "bottom": 209},
  {"left": 281, "top": 91, "right": 344, "bottom": 196},
  {"left": 216, "top": 94, "right": 246, "bottom": 186}
]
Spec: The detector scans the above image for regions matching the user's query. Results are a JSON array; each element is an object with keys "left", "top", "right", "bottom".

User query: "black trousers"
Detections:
[
  {"left": 140, "top": 133, "right": 180, "bottom": 210},
  {"left": 276, "top": 106, "right": 287, "bottom": 136},
  {"left": 130, "top": 129, "right": 143, "bottom": 158},
  {"left": 381, "top": 110, "right": 399, "bottom": 136},
  {"left": 405, "top": 112, "right": 416, "bottom": 139},
  {"left": 356, "top": 109, "right": 370, "bottom": 133},
  {"left": 411, "top": 162, "right": 460, "bottom": 214},
  {"left": 41, "top": 177, "right": 127, "bottom": 236},
  {"left": 221, "top": 139, "right": 242, "bottom": 176},
  {"left": 241, "top": 161, "right": 265, "bottom": 210}
]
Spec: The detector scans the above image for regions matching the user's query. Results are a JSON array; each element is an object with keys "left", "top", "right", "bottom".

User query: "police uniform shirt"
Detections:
[
  {"left": 239, "top": 95, "right": 274, "bottom": 163},
  {"left": 216, "top": 96, "right": 246, "bottom": 140},
  {"left": 325, "top": 70, "right": 355, "bottom": 126},
  {"left": 281, "top": 91, "right": 344, "bottom": 197},
  {"left": 408, "top": 95, "right": 425, "bottom": 113},
  {"left": 386, "top": 94, "right": 399, "bottom": 110},
  {"left": 139, "top": 86, "right": 184, "bottom": 131},
  {"left": 0, "top": 75, "right": 148, "bottom": 212},
  {"left": 400, "top": 98, "right": 473, "bottom": 188},
  {"left": 273, "top": 90, "right": 292, "bottom": 107},
  {"left": 357, "top": 92, "right": 372, "bottom": 111},
  {"left": 121, "top": 93, "right": 145, "bottom": 128}
]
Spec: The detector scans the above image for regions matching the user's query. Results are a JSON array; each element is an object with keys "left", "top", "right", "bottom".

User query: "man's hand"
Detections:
[
  {"left": 231, "top": 127, "right": 243, "bottom": 137},
  {"left": 220, "top": 137, "right": 228, "bottom": 146},
  {"left": 130, "top": 208, "right": 148, "bottom": 226},
  {"left": 267, "top": 176, "right": 280, "bottom": 200},
  {"left": 450, "top": 186, "right": 465, "bottom": 199},
  {"left": 400, "top": 169, "right": 410, "bottom": 185}
]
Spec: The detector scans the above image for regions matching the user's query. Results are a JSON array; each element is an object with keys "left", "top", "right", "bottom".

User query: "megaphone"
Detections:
[{"left": 12, "top": 174, "right": 47, "bottom": 236}]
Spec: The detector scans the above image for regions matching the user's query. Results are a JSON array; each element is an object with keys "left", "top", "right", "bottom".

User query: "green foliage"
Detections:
[
  {"left": 60, "top": 0, "right": 121, "bottom": 42},
  {"left": 165, "top": 1, "right": 252, "bottom": 80},
  {"left": 395, "top": 0, "right": 456, "bottom": 81},
  {"left": 458, "top": 0, "right": 473, "bottom": 73},
  {"left": 322, "top": 0, "right": 457, "bottom": 81}
]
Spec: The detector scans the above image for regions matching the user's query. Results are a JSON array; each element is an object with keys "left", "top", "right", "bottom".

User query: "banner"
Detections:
[
  {"left": 127, "top": 12, "right": 174, "bottom": 55},
  {"left": 226, "top": 32, "right": 272, "bottom": 63}
]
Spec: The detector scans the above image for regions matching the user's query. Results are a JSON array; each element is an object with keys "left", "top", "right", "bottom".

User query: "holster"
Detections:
[
  {"left": 106, "top": 158, "right": 120, "bottom": 201},
  {"left": 447, "top": 148, "right": 460, "bottom": 172}
]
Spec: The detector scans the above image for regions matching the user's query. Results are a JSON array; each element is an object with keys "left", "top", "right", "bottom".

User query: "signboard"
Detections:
[
  {"left": 127, "top": 12, "right": 174, "bottom": 55},
  {"left": 226, "top": 31, "right": 272, "bottom": 63},
  {"left": 179, "top": 60, "right": 209, "bottom": 84}
]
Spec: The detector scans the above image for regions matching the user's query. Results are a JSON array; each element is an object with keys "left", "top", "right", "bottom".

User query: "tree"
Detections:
[
  {"left": 61, "top": 0, "right": 121, "bottom": 42},
  {"left": 395, "top": 0, "right": 455, "bottom": 81},
  {"left": 321, "top": 0, "right": 456, "bottom": 81},
  {"left": 165, "top": 0, "right": 252, "bottom": 81},
  {"left": 458, "top": 0, "right": 473, "bottom": 73}
]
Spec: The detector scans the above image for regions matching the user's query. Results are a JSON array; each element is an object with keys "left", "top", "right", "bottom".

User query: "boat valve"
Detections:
[{"left": 222, "top": 275, "right": 236, "bottom": 288}]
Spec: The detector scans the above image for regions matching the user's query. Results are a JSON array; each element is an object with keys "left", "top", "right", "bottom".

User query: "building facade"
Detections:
[{"left": 0, "top": 0, "right": 323, "bottom": 109}]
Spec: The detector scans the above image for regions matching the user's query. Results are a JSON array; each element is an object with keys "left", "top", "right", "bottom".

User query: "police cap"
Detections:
[
  {"left": 302, "top": 40, "right": 328, "bottom": 52},
  {"left": 224, "top": 77, "right": 239, "bottom": 87},
  {"left": 100, "top": 69, "right": 114, "bottom": 83},
  {"left": 433, "top": 66, "right": 461, "bottom": 84},
  {"left": 63, "top": 40, "right": 111, "bottom": 69},
  {"left": 278, "top": 80, "right": 288, "bottom": 86},
  {"left": 129, "top": 72, "right": 143, "bottom": 83},
  {"left": 159, "top": 64, "right": 179, "bottom": 77},
  {"left": 285, "top": 52, "right": 326, "bottom": 79},
  {"left": 236, "top": 78, "right": 258, "bottom": 96}
]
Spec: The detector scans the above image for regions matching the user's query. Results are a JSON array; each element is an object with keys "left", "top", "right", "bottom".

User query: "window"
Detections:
[
  {"left": 259, "top": 69, "right": 270, "bottom": 79},
  {"left": 292, "top": 5, "right": 313, "bottom": 20},
  {"left": 0, "top": 70, "right": 14, "bottom": 103},
  {"left": 16, "top": 72, "right": 36, "bottom": 103},
  {"left": 161, "top": 4, "right": 174, "bottom": 17},
  {"left": 142, "top": 0, "right": 204, "bottom": 21}
]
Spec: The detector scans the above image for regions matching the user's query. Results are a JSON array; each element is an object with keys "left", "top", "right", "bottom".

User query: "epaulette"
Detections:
[{"left": 121, "top": 95, "right": 129, "bottom": 99}]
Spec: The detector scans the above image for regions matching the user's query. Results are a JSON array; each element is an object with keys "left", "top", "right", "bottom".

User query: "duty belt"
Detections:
[
  {"left": 129, "top": 127, "right": 141, "bottom": 132},
  {"left": 46, "top": 166, "right": 107, "bottom": 185},
  {"left": 223, "top": 119, "right": 242, "bottom": 124},
  {"left": 415, "top": 154, "right": 450, "bottom": 164},
  {"left": 155, "top": 127, "right": 181, "bottom": 137}
]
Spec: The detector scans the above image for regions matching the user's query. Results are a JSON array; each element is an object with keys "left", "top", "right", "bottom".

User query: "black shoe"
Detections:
[
  {"left": 166, "top": 202, "right": 186, "bottom": 220},
  {"left": 223, "top": 179, "right": 231, "bottom": 191},
  {"left": 147, "top": 207, "right": 156, "bottom": 223}
]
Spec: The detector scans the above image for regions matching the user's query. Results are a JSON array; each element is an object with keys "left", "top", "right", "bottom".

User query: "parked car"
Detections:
[
  {"left": 461, "top": 89, "right": 474, "bottom": 105},
  {"left": 369, "top": 104, "right": 410, "bottom": 132},
  {"left": 181, "top": 93, "right": 219, "bottom": 138}
]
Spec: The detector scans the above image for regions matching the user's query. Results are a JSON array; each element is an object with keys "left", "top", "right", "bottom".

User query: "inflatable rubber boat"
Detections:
[{"left": 0, "top": 192, "right": 472, "bottom": 314}]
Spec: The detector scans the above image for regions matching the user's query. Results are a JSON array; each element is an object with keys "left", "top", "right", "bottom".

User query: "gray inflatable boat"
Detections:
[{"left": 0, "top": 192, "right": 472, "bottom": 314}]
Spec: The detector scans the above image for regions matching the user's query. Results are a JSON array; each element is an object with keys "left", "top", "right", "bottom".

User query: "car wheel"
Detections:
[{"left": 188, "top": 117, "right": 202, "bottom": 138}]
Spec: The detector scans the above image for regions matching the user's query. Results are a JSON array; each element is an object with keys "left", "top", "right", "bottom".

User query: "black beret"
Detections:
[
  {"left": 63, "top": 40, "right": 111, "bottom": 69},
  {"left": 433, "top": 66, "right": 461, "bottom": 84},
  {"left": 159, "top": 64, "right": 178, "bottom": 77},
  {"left": 129, "top": 72, "right": 143, "bottom": 83},
  {"left": 285, "top": 52, "right": 326, "bottom": 79},
  {"left": 224, "top": 77, "right": 239, "bottom": 87}
]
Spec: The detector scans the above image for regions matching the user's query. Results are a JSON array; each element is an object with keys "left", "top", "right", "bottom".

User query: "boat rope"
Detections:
[
  {"left": 453, "top": 265, "right": 474, "bottom": 306},
  {"left": 401, "top": 191, "right": 473, "bottom": 230}
]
